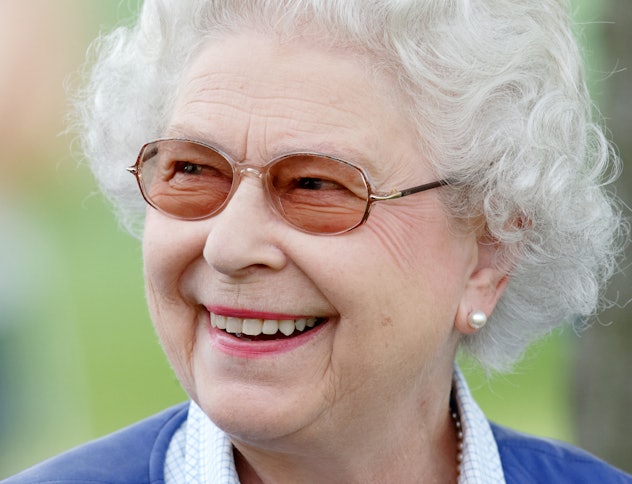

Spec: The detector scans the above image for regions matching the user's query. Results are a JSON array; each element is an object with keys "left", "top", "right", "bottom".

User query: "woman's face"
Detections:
[{"left": 143, "top": 31, "right": 490, "bottom": 449}]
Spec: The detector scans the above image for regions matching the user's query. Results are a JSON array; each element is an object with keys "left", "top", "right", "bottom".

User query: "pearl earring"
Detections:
[{"left": 467, "top": 310, "right": 487, "bottom": 330}]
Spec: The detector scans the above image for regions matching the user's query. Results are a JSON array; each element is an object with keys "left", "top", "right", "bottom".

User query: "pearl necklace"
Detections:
[{"left": 450, "top": 393, "right": 464, "bottom": 478}]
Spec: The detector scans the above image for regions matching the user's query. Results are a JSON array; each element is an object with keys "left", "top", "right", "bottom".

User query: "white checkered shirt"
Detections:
[{"left": 164, "top": 367, "right": 505, "bottom": 483}]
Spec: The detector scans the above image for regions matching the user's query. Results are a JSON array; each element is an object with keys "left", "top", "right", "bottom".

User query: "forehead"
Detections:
[{"left": 168, "top": 31, "right": 424, "bottom": 179}]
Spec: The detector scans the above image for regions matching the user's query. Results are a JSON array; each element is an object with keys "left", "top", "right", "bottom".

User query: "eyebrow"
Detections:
[
  {"left": 162, "top": 123, "right": 395, "bottom": 183},
  {"left": 163, "top": 123, "right": 213, "bottom": 143}
]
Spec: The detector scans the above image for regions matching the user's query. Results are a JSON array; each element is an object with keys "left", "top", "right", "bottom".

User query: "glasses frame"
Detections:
[{"left": 127, "top": 138, "right": 450, "bottom": 235}]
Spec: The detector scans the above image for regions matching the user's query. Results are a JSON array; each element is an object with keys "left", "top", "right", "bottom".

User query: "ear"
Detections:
[{"left": 455, "top": 235, "right": 509, "bottom": 334}]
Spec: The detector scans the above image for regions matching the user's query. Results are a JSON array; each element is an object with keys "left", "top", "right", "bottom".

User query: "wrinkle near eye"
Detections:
[{"left": 364, "top": 201, "right": 445, "bottom": 273}]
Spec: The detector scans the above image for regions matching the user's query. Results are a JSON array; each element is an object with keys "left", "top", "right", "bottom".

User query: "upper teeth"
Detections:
[{"left": 211, "top": 314, "right": 318, "bottom": 337}]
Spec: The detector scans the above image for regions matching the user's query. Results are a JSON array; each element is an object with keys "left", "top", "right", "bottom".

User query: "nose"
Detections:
[{"left": 202, "top": 176, "right": 288, "bottom": 276}]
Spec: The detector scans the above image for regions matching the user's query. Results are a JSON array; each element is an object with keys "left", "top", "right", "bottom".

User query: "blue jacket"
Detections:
[{"left": 3, "top": 403, "right": 630, "bottom": 483}]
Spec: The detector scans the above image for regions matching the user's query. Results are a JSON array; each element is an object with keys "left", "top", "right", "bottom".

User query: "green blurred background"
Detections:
[{"left": 0, "top": 0, "right": 629, "bottom": 478}]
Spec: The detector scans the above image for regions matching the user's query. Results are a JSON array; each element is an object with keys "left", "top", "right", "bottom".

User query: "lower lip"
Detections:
[{"left": 207, "top": 318, "right": 329, "bottom": 359}]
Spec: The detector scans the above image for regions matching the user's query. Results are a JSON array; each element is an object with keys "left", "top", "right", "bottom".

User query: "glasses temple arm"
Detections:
[{"left": 370, "top": 179, "right": 451, "bottom": 202}]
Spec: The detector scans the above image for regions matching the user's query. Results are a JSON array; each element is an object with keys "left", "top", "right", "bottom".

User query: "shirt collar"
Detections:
[{"left": 453, "top": 367, "right": 506, "bottom": 482}]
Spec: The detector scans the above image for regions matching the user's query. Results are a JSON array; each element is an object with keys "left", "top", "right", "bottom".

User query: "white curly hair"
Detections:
[{"left": 74, "top": 0, "right": 626, "bottom": 371}]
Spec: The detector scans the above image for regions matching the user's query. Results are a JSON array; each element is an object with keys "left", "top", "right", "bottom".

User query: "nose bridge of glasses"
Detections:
[{"left": 239, "top": 166, "right": 264, "bottom": 180}]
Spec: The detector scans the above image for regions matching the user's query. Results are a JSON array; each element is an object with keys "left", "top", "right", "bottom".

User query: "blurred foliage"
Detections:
[{"left": 0, "top": 0, "right": 626, "bottom": 478}]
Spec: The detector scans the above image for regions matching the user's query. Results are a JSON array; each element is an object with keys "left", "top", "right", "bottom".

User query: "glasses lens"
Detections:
[
  {"left": 138, "top": 140, "right": 233, "bottom": 219},
  {"left": 267, "top": 154, "right": 369, "bottom": 234}
]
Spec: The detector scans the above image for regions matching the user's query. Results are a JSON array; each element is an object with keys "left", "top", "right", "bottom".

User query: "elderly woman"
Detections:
[{"left": 6, "top": 0, "right": 630, "bottom": 482}]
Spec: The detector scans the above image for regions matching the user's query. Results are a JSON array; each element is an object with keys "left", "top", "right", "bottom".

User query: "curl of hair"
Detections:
[{"left": 73, "top": 0, "right": 626, "bottom": 372}]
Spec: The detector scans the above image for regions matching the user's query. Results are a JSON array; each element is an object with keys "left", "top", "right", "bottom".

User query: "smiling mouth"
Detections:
[{"left": 210, "top": 313, "right": 328, "bottom": 341}]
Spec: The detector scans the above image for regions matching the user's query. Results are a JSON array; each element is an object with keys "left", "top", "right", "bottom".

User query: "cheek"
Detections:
[
  {"left": 142, "top": 211, "right": 206, "bottom": 299},
  {"left": 142, "top": 214, "right": 202, "bottom": 393},
  {"left": 144, "top": 273, "right": 200, "bottom": 397},
  {"left": 310, "top": 204, "right": 477, "bottom": 339}
]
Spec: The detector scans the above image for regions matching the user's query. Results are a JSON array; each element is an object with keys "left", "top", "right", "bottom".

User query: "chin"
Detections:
[{"left": 196, "top": 386, "right": 321, "bottom": 446}]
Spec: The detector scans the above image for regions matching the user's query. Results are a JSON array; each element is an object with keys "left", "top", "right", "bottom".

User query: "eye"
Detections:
[
  {"left": 296, "top": 177, "right": 343, "bottom": 191},
  {"left": 177, "top": 161, "right": 204, "bottom": 175}
]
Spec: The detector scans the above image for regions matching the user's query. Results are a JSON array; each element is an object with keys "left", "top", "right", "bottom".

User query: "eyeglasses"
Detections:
[{"left": 127, "top": 138, "right": 450, "bottom": 235}]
